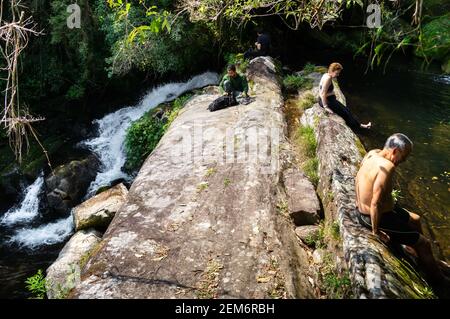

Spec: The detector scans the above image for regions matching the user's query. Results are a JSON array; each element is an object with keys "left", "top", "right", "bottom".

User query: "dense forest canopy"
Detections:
[{"left": 0, "top": 0, "right": 449, "bottom": 162}]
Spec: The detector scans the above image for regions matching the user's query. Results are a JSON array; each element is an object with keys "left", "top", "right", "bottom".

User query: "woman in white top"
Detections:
[{"left": 319, "top": 62, "right": 371, "bottom": 130}]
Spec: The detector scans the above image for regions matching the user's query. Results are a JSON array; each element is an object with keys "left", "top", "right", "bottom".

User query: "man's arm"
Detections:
[{"left": 370, "top": 166, "right": 392, "bottom": 235}]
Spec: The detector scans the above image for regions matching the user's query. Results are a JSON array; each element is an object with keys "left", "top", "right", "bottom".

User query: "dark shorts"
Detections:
[{"left": 357, "top": 206, "right": 420, "bottom": 246}]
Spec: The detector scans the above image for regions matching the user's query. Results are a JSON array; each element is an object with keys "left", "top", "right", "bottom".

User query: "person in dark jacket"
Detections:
[
  {"left": 219, "top": 64, "right": 249, "bottom": 99},
  {"left": 244, "top": 28, "right": 271, "bottom": 60}
]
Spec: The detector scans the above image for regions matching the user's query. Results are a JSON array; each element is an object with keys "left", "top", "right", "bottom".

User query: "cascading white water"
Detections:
[
  {"left": 1, "top": 171, "right": 74, "bottom": 249},
  {"left": 82, "top": 71, "right": 219, "bottom": 197},
  {"left": 8, "top": 215, "right": 74, "bottom": 249},
  {"left": 1, "top": 172, "right": 44, "bottom": 226}
]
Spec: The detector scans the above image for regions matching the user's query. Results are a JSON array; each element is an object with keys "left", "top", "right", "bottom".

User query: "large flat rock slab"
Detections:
[{"left": 70, "top": 57, "right": 295, "bottom": 299}]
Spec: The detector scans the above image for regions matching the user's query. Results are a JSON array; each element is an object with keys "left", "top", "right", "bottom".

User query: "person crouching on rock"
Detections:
[
  {"left": 219, "top": 64, "right": 249, "bottom": 101},
  {"left": 355, "top": 133, "right": 450, "bottom": 292},
  {"left": 319, "top": 62, "right": 371, "bottom": 130},
  {"left": 244, "top": 28, "right": 271, "bottom": 60}
]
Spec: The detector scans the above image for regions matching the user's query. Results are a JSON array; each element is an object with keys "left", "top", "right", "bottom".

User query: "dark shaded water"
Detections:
[{"left": 341, "top": 66, "right": 450, "bottom": 260}]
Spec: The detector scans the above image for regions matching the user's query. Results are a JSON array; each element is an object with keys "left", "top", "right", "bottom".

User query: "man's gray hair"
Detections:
[{"left": 384, "top": 133, "right": 413, "bottom": 151}]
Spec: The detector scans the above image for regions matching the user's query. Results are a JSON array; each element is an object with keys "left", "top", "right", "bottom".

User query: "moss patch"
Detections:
[
  {"left": 195, "top": 259, "right": 223, "bottom": 299},
  {"left": 354, "top": 137, "right": 367, "bottom": 158},
  {"left": 298, "top": 92, "right": 316, "bottom": 112}
]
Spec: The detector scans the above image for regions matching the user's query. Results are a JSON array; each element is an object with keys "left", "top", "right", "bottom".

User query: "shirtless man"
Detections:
[{"left": 355, "top": 133, "right": 449, "bottom": 287}]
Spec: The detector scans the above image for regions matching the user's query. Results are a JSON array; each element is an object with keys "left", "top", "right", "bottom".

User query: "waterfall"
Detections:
[
  {"left": 1, "top": 172, "right": 44, "bottom": 226},
  {"left": 81, "top": 71, "right": 219, "bottom": 197},
  {"left": 0, "top": 172, "right": 74, "bottom": 249},
  {"left": 8, "top": 215, "right": 74, "bottom": 250}
]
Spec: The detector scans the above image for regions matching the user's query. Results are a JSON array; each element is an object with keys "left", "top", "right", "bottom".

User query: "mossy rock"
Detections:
[{"left": 416, "top": 14, "right": 450, "bottom": 62}]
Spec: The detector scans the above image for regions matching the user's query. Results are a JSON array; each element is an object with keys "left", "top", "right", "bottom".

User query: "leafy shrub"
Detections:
[
  {"left": 303, "top": 158, "right": 319, "bottom": 187},
  {"left": 283, "top": 74, "right": 313, "bottom": 92},
  {"left": 25, "top": 269, "right": 46, "bottom": 299},
  {"left": 224, "top": 52, "right": 249, "bottom": 73},
  {"left": 303, "top": 62, "right": 316, "bottom": 75},
  {"left": 297, "top": 92, "right": 316, "bottom": 111},
  {"left": 294, "top": 125, "right": 319, "bottom": 186},
  {"left": 297, "top": 126, "right": 317, "bottom": 157},
  {"left": 417, "top": 14, "right": 450, "bottom": 61},
  {"left": 320, "top": 254, "right": 352, "bottom": 299},
  {"left": 304, "top": 221, "right": 326, "bottom": 249}
]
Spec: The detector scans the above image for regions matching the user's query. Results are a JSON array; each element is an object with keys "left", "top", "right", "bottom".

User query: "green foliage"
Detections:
[
  {"left": 45, "top": 0, "right": 107, "bottom": 100},
  {"left": 297, "top": 92, "right": 316, "bottom": 111},
  {"left": 302, "top": 63, "right": 316, "bottom": 75},
  {"left": 297, "top": 126, "right": 317, "bottom": 157},
  {"left": 124, "top": 94, "right": 192, "bottom": 170},
  {"left": 322, "top": 266, "right": 352, "bottom": 298},
  {"left": 303, "top": 158, "right": 319, "bottom": 187},
  {"left": 104, "top": 1, "right": 215, "bottom": 77},
  {"left": 330, "top": 221, "right": 340, "bottom": 241},
  {"left": 65, "top": 84, "right": 86, "bottom": 101},
  {"left": 197, "top": 181, "right": 209, "bottom": 192},
  {"left": 417, "top": 14, "right": 450, "bottom": 62},
  {"left": 25, "top": 269, "right": 47, "bottom": 299},
  {"left": 276, "top": 199, "right": 289, "bottom": 216},
  {"left": 294, "top": 125, "right": 318, "bottom": 186},
  {"left": 205, "top": 167, "right": 217, "bottom": 177},
  {"left": 391, "top": 189, "right": 403, "bottom": 203},
  {"left": 223, "top": 178, "right": 231, "bottom": 187},
  {"left": 317, "top": 253, "right": 353, "bottom": 299},
  {"left": 283, "top": 74, "right": 313, "bottom": 92},
  {"left": 224, "top": 52, "right": 249, "bottom": 73},
  {"left": 304, "top": 222, "right": 326, "bottom": 249},
  {"left": 182, "top": 0, "right": 362, "bottom": 30}
]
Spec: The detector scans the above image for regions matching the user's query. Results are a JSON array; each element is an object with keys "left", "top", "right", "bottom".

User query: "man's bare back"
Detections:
[{"left": 356, "top": 149, "right": 395, "bottom": 215}]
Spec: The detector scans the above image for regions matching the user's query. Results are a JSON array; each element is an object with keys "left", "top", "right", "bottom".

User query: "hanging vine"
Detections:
[{"left": 0, "top": 0, "right": 50, "bottom": 168}]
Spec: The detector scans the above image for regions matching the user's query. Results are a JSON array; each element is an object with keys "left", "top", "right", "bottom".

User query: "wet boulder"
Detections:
[
  {"left": 73, "top": 183, "right": 128, "bottom": 231},
  {"left": 45, "top": 155, "right": 99, "bottom": 215}
]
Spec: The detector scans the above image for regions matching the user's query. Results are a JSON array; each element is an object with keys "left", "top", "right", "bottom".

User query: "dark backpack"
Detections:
[{"left": 207, "top": 95, "right": 238, "bottom": 112}]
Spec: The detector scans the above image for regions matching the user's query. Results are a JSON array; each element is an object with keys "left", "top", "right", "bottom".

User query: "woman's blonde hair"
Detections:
[{"left": 329, "top": 62, "right": 343, "bottom": 72}]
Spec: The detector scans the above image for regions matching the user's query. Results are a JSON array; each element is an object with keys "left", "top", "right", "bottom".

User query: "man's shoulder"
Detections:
[
  {"left": 364, "top": 150, "right": 394, "bottom": 170},
  {"left": 367, "top": 149, "right": 381, "bottom": 156}
]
